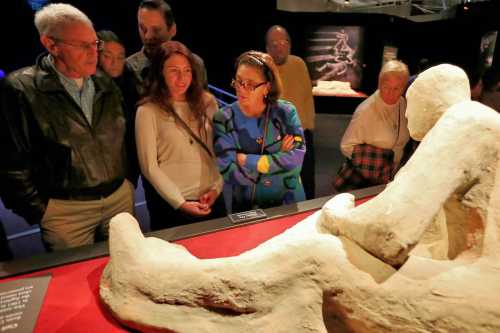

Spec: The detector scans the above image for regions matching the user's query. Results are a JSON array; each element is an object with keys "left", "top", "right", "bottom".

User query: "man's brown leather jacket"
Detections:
[{"left": 0, "top": 54, "right": 129, "bottom": 225}]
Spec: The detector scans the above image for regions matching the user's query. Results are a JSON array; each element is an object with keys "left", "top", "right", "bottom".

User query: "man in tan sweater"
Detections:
[{"left": 266, "top": 25, "right": 316, "bottom": 199}]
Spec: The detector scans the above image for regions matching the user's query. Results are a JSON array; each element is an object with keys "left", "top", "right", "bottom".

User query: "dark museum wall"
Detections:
[{"left": 2, "top": 0, "right": 500, "bottom": 96}]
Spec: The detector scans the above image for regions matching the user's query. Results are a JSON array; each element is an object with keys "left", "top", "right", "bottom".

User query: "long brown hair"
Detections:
[{"left": 139, "top": 41, "right": 209, "bottom": 139}]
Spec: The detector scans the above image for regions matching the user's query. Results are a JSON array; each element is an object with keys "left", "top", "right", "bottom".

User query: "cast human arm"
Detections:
[
  {"left": 0, "top": 78, "right": 48, "bottom": 224},
  {"left": 321, "top": 104, "right": 499, "bottom": 266},
  {"left": 244, "top": 102, "right": 306, "bottom": 175},
  {"left": 213, "top": 106, "right": 259, "bottom": 186},
  {"left": 135, "top": 105, "right": 186, "bottom": 209}
]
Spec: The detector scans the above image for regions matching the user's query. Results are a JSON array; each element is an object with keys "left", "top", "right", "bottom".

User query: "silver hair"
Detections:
[
  {"left": 34, "top": 3, "right": 93, "bottom": 38},
  {"left": 379, "top": 59, "right": 410, "bottom": 85}
]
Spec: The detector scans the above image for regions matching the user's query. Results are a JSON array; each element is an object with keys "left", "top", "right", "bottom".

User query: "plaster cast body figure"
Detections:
[{"left": 101, "top": 64, "right": 500, "bottom": 332}]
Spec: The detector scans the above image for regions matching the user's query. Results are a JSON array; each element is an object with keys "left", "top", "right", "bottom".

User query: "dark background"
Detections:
[{"left": 3, "top": 0, "right": 500, "bottom": 95}]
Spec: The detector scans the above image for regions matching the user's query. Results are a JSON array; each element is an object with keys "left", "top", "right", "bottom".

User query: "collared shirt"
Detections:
[{"left": 48, "top": 55, "right": 95, "bottom": 125}]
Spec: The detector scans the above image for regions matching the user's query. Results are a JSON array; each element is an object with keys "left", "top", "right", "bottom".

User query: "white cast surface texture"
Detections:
[{"left": 100, "top": 64, "right": 500, "bottom": 332}]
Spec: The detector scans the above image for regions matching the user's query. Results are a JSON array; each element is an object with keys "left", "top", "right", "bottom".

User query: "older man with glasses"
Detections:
[{"left": 0, "top": 3, "right": 134, "bottom": 251}]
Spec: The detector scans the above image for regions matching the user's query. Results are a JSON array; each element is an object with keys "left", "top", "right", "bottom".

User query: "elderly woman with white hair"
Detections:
[{"left": 334, "top": 60, "right": 410, "bottom": 191}]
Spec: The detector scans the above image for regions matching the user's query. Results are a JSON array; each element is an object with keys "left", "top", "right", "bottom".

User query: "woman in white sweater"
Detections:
[
  {"left": 334, "top": 60, "right": 410, "bottom": 191},
  {"left": 135, "top": 41, "right": 225, "bottom": 230}
]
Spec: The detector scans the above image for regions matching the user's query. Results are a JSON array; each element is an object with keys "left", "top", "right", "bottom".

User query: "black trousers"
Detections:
[
  {"left": 301, "top": 129, "right": 316, "bottom": 200},
  {"left": 143, "top": 178, "right": 227, "bottom": 232}
]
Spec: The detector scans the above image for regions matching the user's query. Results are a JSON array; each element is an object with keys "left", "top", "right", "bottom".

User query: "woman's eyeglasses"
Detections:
[{"left": 231, "top": 78, "right": 267, "bottom": 92}]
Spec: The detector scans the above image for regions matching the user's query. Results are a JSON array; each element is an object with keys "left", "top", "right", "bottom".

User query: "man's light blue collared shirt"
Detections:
[{"left": 48, "top": 55, "right": 95, "bottom": 125}]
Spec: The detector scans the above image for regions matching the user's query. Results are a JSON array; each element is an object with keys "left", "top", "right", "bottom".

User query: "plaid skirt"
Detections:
[{"left": 334, "top": 144, "right": 395, "bottom": 192}]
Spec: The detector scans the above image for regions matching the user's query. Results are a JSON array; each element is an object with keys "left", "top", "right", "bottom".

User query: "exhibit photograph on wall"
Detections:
[
  {"left": 479, "top": 30, "right": 498, "bottom": 70},
  {"left": 304, "top": 26, "right": 364, "bottom": 90}
]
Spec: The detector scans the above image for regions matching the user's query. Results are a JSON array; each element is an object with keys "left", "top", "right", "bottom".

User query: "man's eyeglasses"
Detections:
[
  {"left": 231, "top": 78, "right": 267, "bottom": 92},
  {"left": 51, "top": 37, "right": 103, "bottom": 52}
]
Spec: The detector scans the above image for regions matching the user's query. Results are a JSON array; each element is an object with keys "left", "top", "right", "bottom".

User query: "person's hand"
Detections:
[
  {"left": 179, "top": 201, "right": 211, "bottom": 216},
  {"left": 199, "top": 189, "right": 218, "bottom": 207},
  {"left": 280, "top": 134, "right": 295, "bottom": 152},
  {"left": 237, "top": 153, "right": 247, "bottom": 167}
]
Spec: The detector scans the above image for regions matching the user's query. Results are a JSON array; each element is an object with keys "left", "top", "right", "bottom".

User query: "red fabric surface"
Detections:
[
  {"left": 1, "top": 197, "right": 373, "bottom": 332},
  {"left": 2, "top": 210, "right": 315, "bottom": 333}
]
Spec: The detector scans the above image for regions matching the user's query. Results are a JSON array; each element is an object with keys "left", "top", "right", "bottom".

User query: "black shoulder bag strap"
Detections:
[{"left": 169, "top": 108, "right": 214, "bottom": 159}]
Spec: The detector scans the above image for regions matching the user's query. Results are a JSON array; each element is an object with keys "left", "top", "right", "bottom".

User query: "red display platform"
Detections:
[{"left": 0, "top": 194, "right": 375, "bottom": 332}]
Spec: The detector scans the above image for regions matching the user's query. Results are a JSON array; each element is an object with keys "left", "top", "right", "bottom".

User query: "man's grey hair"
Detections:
[{"left": 34, "top": 3, "right": 93, "bottom": 38}]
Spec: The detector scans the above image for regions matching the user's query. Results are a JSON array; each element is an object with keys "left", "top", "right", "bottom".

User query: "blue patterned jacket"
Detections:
[{"left": 214, "top": 100, "right": 305, "bottom": 211}]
